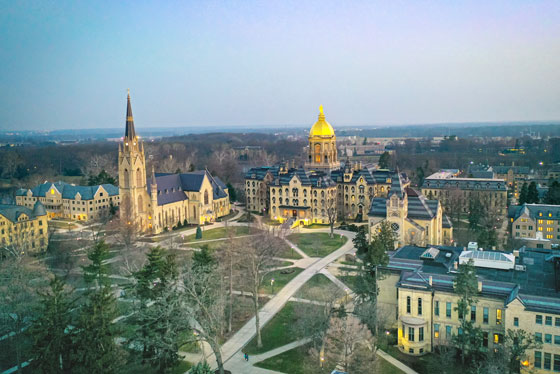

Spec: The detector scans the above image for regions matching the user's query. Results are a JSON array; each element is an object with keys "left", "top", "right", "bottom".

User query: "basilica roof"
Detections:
[{"left": 148, "top": 170, "right": 229, "bottom": 206}]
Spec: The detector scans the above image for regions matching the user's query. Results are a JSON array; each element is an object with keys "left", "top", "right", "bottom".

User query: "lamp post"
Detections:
[{"left": 270, "top": 278, "right": 275, "bottom": 294}]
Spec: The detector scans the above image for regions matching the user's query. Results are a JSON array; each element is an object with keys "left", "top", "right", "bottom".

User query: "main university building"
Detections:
[{"left": 245, "top": 106, "right": 453, "bottom": 247}]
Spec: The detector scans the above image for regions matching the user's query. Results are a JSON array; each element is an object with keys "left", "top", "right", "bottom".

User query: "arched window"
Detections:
[
  {"left": 136, "top": 168, "right": 142, "bottom": 186},
  {"left": 285, "top": 188, "right": 289, "bottom": 196},
  {"left": 279, "top": 197, "right": 283, "bottom": 204},
  {"left": 303, "top": 199, "right": 307, "bottom": 205},
  {"left": 314, "top": 144, "right": 321, "bottom": 163},
  {"left": 272, "top": 197, "right": 276, "bottom": 203},
  {"left": 303, "top": 190, "right": 307, "bottom": 197},
  {"left": 192, "top": 206, "right": 196, "bottom": 218},
  {"left": 321, "top": 191, "right": 325, "bottom": 197},
  {"left": 137, "top": 195, "right": 143, "bottom": 213},
  {"left": 124, "top": 169, "right": 129, "bottom": 188},
  {"left": 272, "top": 207, "right": 276, "bottom": 213}
]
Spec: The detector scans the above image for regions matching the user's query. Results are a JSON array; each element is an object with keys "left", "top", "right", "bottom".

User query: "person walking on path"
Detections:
[{"left": 244, "top": 353, "right": 249, "bottom": 361}]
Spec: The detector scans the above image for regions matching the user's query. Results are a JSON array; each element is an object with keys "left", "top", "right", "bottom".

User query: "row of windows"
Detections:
[
  {"left": 534, "top": 333, "right": 560, "bottom": 345},
  {"left": 535, "top": 315, "right": 560, "bottom": 327},
  {"left": 433, "top": 324, "right": 502, "bottom": 346},
  {"left": 534, "top": 351, "right": 560, "bottom": 371},
  {"left": 431, "top": 299, "right": 502, "bottom": 324}
]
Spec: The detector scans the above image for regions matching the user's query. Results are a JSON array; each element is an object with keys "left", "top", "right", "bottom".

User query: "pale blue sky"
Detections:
[{"left": 1, "top": 0, "right": 559, "bottom": 130}]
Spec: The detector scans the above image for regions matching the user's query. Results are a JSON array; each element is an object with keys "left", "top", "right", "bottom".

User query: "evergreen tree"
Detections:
[
  {"left": 378, "top": 152, "right": 391, "bottom": 169},
  {"left": 190, "top": 362, "right": 213, "bottom": 374},
  {"left": 88, "top": 170, "right": 116, "bottom": 186},
  {"left": 376, "top": 221, "right": 396, "bottom": 252},
  {"left": 195, "top": 226, "right": 203, "bottom": 239},
  {"left": 226, "top": 182, "right": 237, "bottom": 202},
  {"left": 452, "top": 259, "right": 483, "bottom": 365},
  {"left": 352, "top": 226, "right": 369, "bottom": 255},
  {"left": 545, "top": 181, "right": 560, "bottom": 205},
  {"left": 30, "top": 276, "right": 75, "bottom": 374},
  {"left": 527, "top": 181, "right": 539, "bottom": 204},
  {"left": 131, "top": 247, "right": 182, "bottom": 373},
  {"left": 518, "top": 183, "right": 528, "bottom": 204},
  {"left": 192, "top": 245, "right": 216, "bottom": 272},
  {"left": 468, "top": 197, "right": 484, "bottom": 231},
  {"left": 71, "top": 240, "right": 125, "bottom": 373}
]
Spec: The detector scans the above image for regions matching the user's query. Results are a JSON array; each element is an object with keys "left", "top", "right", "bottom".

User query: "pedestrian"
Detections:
[{"left": 244, "top": 353, "right": 249, "bottom": 361}]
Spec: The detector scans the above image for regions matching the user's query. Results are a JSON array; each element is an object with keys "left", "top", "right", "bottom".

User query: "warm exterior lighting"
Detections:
[
  {"left": 50, "top": 189, "right": 55, "bottom": 195},
  {"left": 521, "top": 360, "right": 529, "bottom": 367}
]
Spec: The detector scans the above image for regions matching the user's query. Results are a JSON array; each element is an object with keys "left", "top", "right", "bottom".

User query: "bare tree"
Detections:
[
  {"left": 326, "top": 195, "right": 338, "bottom": 238},
  {"left": 307, "top": 314, "right": 377, "bottom": 374},
  {"left": 181, "top": 262, "right": 228, "bottom": 374},
  {"left": 220, "top": 225, "right": 242, "bottom": 333},
  {"left": 237, "top": 227, "right": 283, "bottom": 348},
  {"left": 0, "top": 255, "right": 47, "bottom": 374},
  {"left": 110, "top": 195, "right": 141, "bottom": 275}
]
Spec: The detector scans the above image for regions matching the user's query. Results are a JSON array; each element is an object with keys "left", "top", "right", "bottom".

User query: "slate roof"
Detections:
[
  {"left": 368, "top": 187, "right": 439, "bottom": 221},
  {"left": 387, "top": 244, "right": 560, "bottom": 312},
  {"left": 0, "top": 203, "right": 44, "bottom": 223},
  {"left": 17, "top": 181, "right": 119, "bottom": 200},
  {"left": 509, "top": 203, "right": 560, "bottom": 221},
  {"left": 423, "top": 177, "right": 507, "bottom": 191},
  {"left": 492, "top": 165, "right": 531, "bottom": 175},
  {"left": 245, "top": 166, "right": 280, "bottom": 181},
  {"left": 148, "top": 170, "right": 229, "bottom": 206}
]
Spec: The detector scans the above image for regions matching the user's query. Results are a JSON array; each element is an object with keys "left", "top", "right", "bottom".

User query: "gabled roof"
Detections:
[
  {"left": 18, "top": 181, "right": 119, "bottom": 200},
  {"left": 148, "top": 169, "right": 229, "bottom": 206},
  {"left": 0, "top": 204, "right": 41, "bottom": 223},
  {"left": 509, "top": 203, "right": 560, "bottom": 221}
]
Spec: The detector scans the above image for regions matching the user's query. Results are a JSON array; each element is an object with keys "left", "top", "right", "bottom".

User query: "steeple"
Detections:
[{"left": 125, "top": 89, "right": 136, "bottom": 140}]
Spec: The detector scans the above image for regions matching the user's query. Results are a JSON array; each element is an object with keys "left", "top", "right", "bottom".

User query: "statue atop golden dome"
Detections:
[
  {"left": 305, "top": 105, "right": 339, "bottom": 172},
  {"left": 309, "top": 105, "right": 335, "bottom": 137}
]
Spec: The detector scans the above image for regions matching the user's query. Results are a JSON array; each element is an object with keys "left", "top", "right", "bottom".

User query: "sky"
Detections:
[{"left": 0, "top": 0, "right": 559, "bottom": 131}]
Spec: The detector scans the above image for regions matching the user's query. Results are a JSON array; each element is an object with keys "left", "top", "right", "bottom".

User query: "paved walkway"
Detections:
[
  {"left": 224, "top": 338, "right": 311, "bottom": 374},
  {"left": 377, "top": 349, "right": 419, "bottom": 374},
  {"left": 204, "top": 229, "right": 356, "bottom": 372}
]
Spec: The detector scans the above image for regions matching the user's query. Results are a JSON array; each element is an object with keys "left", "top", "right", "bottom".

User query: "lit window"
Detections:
[{"left": 496, "top": 309, "right": 502, "bottom": 324}]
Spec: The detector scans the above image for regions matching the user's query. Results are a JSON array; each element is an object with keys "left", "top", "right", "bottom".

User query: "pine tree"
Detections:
[
  {"left": 131, "top": 247, "right": 182, "bottom": 373},
  {"left": 452, "top": 259, "right": 483, "bottom": 365},
  {"left": 352, "top": 226, "right": 369, "bottom": 255},
  {"left": 545, "top": 181, "right": 560, "bottom": 205},
  {"left": 30, "top": 276, "right": 75, "bottom": 374},
  {"left": 226, "top": 182, "right": 237, "bottom": 202},
  {"left": 196, "top": 226, "right": 203, "bottom": 239},
  {"left": 518, "top": 183, "right": 528, "bottom": 205},
  {"left": 192, "top": 245, "right": 216, "bottom": 272},
  {"left": 190, "top": 362, "right": 213, "bottom": 374},
  {"left": 527, "top": 181, "right": 539, "bottom": 204},
  {"left": 376, "top": 221, "right": 397, "bottom": 252},
  {"left": 378, "top": 152, "right": 391, "bottom": 169},
  {"left": 71, "top": 240, "right": 125, "bottom": 373}
]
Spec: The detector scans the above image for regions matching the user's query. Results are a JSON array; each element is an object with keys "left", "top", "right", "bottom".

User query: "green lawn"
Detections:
[
  {"left": 287, "top": 233, "right": 347, "bottom": 257},
  {"left": 243, "top": 302, "right": 311, "bottom": 354},
  {"left": 295, "top": 274, "right": 342, "bottom": 301},
  {"left": 335, "top": 274, "right": 358, "bottom": 292},
  {"left": 255, "top": 344, "right": 406, "bottom": 374},
  {"left": 260, "top": 268, "right": 304, "bottom": 295},
  {"left": 254, "top": 345, "right": 309, "bottom": 374},
  {"left": 378, "top": 355, "right": 406, "bottom": 374},
  {"left": 184, "top": 226, "right": 252, "bottom": 242}
]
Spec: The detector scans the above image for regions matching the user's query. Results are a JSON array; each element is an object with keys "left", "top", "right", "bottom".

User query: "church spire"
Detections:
[{"left": 125, "top": 89, "right": 136, "bottom": 140}]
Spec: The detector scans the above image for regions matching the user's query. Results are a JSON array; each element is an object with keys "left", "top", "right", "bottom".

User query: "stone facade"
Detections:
[
  {"left": 118, "top": 93, "right": 230, "bottom": 234},
  {"left": 0, "top": 201, "right": 49, "bottom": 253},
  {"left": 378, "top": 245, "right": 560, "bottom": 374},
  {"left": 16, "top": 182, "right": 119, "bottom": 221},
  {"left": 369, "top": 173, "right": 452, "bottom": 247}
]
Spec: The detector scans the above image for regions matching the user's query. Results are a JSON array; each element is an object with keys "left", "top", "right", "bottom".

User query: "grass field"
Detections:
[
  {"left": 287, "top": 232, "right": 347, "bottom": 257},
  {"left": 295, "top": 274, "right": 342, "bottom": 301},
  {"left": 260, "top": 268, "right": 304, "bottom": 295},
  {"left": 255, "top": 344, "right": 406, "bottom": 374},
  {"left": 184, "top": 226, "right": 252, "bottom": 242},
  {"left": 243, "top": 302, "right": 313, "bottom": 354}
]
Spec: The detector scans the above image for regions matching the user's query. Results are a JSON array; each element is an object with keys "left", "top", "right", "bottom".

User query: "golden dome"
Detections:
[{"left": 309, "top": 105, "right": 335, "bottom": 137}]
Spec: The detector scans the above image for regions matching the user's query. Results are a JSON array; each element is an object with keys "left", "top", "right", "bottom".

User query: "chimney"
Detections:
[
  {"left": 429, "top": 276, "right": 433, "bottom": 286},
  {"left": 478, "top": 281, "right": 483, "bottom": 292},
  {"left": 513, "top": 250, "right": 520, "bottom": 257},
  {"left": 453, "top": 261, "right": 458, "bottom": 270}
]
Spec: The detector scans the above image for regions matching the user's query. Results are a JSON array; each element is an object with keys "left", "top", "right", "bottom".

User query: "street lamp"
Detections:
[{"left": 270, "top": 278, "right": 275, "bottom": 294}]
